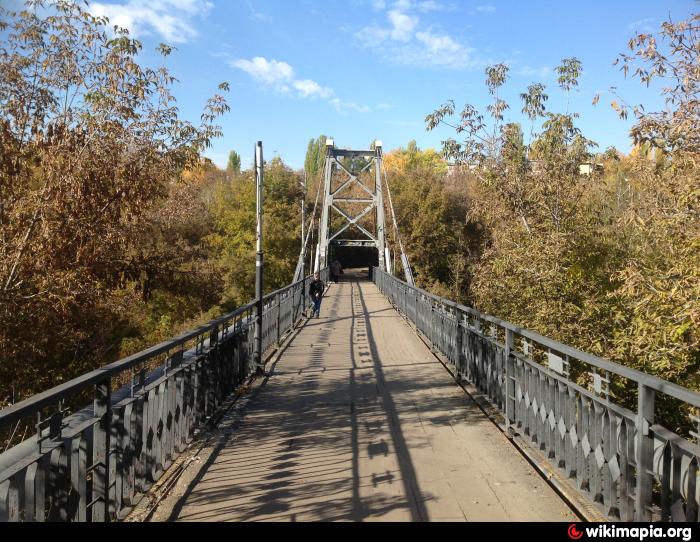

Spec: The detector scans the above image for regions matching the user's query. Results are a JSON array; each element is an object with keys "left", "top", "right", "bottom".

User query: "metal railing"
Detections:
[
  {"left": 0, "top": 268, "right": 328, "bottom": 522},
  {"left": 373, "top": 267, "right": 700, "bottom": 522}
]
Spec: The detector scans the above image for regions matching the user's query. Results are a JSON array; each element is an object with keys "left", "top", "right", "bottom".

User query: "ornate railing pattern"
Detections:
[
  {"left": 373, "top": 268, "right": 700, "bottom": 522},
  {"left": 0, "top": 268, "right": 328, "bottom": 522}
]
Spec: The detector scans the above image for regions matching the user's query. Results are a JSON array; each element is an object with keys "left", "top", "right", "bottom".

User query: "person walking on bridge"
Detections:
[{"left": 308, "top": 272, "right": 324, "bottom": 318}]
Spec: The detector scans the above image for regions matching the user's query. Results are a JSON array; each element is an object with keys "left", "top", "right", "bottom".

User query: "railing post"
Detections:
[
  {"left": 93, "top": 378, "right": 112, "bottom": 522},
  {"left": 504, "top": 328, "right": 515, "bottom": 435},
  {"left": 635, "top": 383, "right": 655, "bottom": 521},
  {"left": 276, "top": 294, "right": 282, "bottom": 346},
  {"left": 454, "top": 311, "right": 464, "bottom": 376},
  {"left": 414, "top": 292, "right": 418, "bottom": 331}
]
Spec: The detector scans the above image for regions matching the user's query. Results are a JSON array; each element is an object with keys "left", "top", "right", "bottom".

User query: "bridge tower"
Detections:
[{"left": 317, "top": 139, "right": 387, "bottom": 271}]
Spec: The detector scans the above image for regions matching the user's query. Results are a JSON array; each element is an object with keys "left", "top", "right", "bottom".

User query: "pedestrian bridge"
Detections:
[
  {"left": 148, "top": 274, "right": 575, "bottom": 522},
  {"left": 2, "top": 269, "right": 700, "bottom": 522}
]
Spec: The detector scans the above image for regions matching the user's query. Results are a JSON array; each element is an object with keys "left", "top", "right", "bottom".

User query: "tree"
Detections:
[
  {"left": 425, "top": 64, "right": 510, "bottom": 165},
  {"left": 485, "top": 63, "right": 510, "bottom": 151},
  {"left": 383, "top": 144, "right": 473, "bottom": 299},
  {"left": 601, "top": 146, "right": 620, "bottom": 162},
  {"left": 556, "top": 57, "right": 582, "bottom": 114},
  {"left": 605, "top": 12, "right": 700, "bottom": 426},
  {"left": 227, "top": 150, "right": 241, "bottom": 176},
  {"left": 209, "top": 157, "right": 302, "bottom": 308},
  {"left": 303, "top": 135, "right": 328, "bottom": 180},
  {"left": 0, "top": 0, "right": 229, "bottom": 402},
  {"left": 520, "top": 83, "right": 549, "bottom": 144},
  {"left": 421, "top": 14, "right": 699, "bottom": 431},
  {"left": 613, "top": 13, "right": 700, "bottom": 155},
  {"left": 426, "top": 59, "right": 621, "bottom": 391}
]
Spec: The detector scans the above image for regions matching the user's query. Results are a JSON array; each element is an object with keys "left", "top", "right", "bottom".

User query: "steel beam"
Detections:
[{"left": 317, "top": 141, "right": 388, "bottom": 269}]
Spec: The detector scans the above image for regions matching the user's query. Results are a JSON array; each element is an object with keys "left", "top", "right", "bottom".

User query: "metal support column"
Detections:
[
  {"left": 375, "top": 145, "right": 386, "bottom": 271},
  {"left": 254, "top": 142, "right": 264, "bottom": 373},
  {"left": 301, "top": 171, "right": 306, "bottom": 275},
  {"left": 318, "top": 140, "right": 334, "bottom": 270}
]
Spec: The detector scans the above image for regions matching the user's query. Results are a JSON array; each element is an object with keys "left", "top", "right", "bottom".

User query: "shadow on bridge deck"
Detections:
[{"left": 150, "top": 276, "right": 577, "bottom": 522}]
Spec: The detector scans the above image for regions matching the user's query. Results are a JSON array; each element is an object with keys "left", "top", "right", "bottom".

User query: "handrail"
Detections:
[
  {"left": 0, "top": 267, "right": 329, "bottom": 522},
  {"left": 0, "top": 273, "right": 327, "bottom": 430},
  {"left": 4, "top": 288, "right": 265, "bottom": 428},
  {"left": 382, "top": 272, "right": 700, "bottom": 409},
  {"left": 372, "top": 267, "right": 700, "bottom": 523}
]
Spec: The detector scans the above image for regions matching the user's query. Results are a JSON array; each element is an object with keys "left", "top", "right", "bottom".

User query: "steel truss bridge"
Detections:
[{"left": 1, "top": 142, "right": 700, "bottom": 523}]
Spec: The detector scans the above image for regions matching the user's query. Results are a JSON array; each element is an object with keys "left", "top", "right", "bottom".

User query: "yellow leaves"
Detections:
[
  {"left": 383, "top": 150, "right": 408, "bottom": 175},
  {"left": 384, "top": 146, "right": 447, "bottom": 176},
  {"left": 611, "top": 100, "right": 628, "bottom": 119}
]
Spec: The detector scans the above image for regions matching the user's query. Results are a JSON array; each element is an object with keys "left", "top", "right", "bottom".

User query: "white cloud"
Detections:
[
  {"left": 415, "top": 30, "right": 461, "bottom": 53},
  {"left": 293, "top": 79, "right": 333, "bottom": 99},
  {"left": 354, "top": 0, "right": 476, "bottom": 69},
  {"left": 232, "top": 56, "right": 370, "bottom": 113},
  {"left": 388, "top": 9, "right": 418, "bottom": 41},
  {"left": 232, "top": 57, "right": 295, "bottom": 86},
  {"left": 476, "top": 4, "right": 496, "bottom": 13},
  {"left": 90, "top": 0, "right": 212, "bottom": 43}
]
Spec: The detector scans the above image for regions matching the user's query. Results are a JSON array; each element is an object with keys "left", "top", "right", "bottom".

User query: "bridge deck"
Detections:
[{"left": 155, "top": 278, "right": 577, "bottom": 522}]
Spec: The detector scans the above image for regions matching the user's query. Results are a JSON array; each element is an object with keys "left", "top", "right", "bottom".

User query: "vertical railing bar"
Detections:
[
  {"left": 92, "top": 378, "right": 111, "bottom": 522},
  {"left": 635, "top": 384, "right": 655, "bottom": 521}
]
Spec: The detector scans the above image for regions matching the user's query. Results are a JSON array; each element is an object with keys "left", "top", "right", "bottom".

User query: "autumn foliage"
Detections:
[
  {"left": 0, "top": 1, "right": 697, "bottom": 437},
  {"left": 0, "top": 1, "right": 230, "bottom": 404},
  {"left": 413, "top": 11, "right": 699, "bottom": 429}
]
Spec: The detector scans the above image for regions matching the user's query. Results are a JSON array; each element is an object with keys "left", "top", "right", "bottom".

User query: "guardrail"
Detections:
[
  {"left": 373, "top": 267, "right": 700, "bottom": 522},
  {"left": 0, "top": 268, "right": 329, "bottom": 522}
]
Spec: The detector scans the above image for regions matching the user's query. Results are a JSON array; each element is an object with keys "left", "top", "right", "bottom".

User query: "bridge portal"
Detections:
[
  {"left": 318, "top": 141, "right": 387, "bottom": 273},
  {"left": 329, "top": 244, "right": 379, "bottom": 271}
]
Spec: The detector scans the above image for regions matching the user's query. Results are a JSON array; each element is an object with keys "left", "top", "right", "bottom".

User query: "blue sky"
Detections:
[{"left": 39, "top": 0, "right": 700, "bottom": 168}]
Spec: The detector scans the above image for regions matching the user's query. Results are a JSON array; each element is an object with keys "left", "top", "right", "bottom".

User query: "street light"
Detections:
[{"left": 300, "top": 170, "right": 306, "bottom": 275}]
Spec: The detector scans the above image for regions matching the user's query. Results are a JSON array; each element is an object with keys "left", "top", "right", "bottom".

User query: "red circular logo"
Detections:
[{"left": 568, "top": 524, "right": 584, "bottom": 540}]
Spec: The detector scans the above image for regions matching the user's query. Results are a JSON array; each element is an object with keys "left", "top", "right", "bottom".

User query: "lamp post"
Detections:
[
  {"left": 301, "top": 171, "right": 306, "bottom": 275},
  {"left": 253, "top": 141, "right": 264, "bottom": 373}
]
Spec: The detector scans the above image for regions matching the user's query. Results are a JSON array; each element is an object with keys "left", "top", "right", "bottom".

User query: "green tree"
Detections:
[
  {"left": 556, "top": 57, "right": 582, "bottom": 114},
  {"left": 606, "top": 11, "right": 700, "bottom": 427},
  {"left": 425, "top": 64, "right": 510, "bottom": 164},
  {"left": 384, "top": 144, "right": 472, "bottom": 299},
  {"left": 227, "top": 150, "right": 241, "bottom": 176},
  {"left": 209, "top": 157, "right": 302, "bottom": 309},
  {"left": 614, "top": 13, "right": 700, "bottom": 155},
  {"left": 303, "top": 135, "right": 328, "bottom": 180}
]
